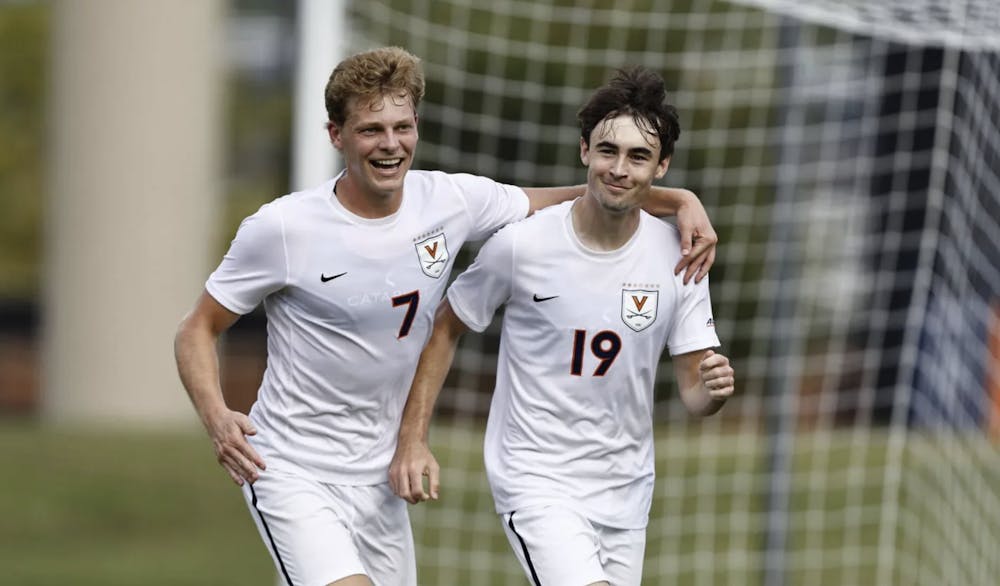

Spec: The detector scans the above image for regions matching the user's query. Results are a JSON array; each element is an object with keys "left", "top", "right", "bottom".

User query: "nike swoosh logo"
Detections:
[
  {"left": 320, "top": 272, "right": 347, "bottom": 283},
  {"left": 533, "top": 294, "right": 559, "bottom": 302}
]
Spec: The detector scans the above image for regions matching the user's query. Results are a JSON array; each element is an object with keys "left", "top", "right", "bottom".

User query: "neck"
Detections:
[
  {"left": 571, "top": 194, "right": 640, "bottom": 252},
  {"left": 333, "top": 173, "right": 403, "bottom": 219}
]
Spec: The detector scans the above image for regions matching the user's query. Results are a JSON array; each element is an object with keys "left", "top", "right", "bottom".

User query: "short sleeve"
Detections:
[
  {"left": 447, "top": 224, "right": 517, "bottom": 332},
  {"left": 205, "top": 203, "right": 288, "bottom": 315},
  {"left": 667, "top": 275, "right": 722, "bottom": 356},
  {"left": 449, "top": 173, "right": 529, "bottom": 241}
]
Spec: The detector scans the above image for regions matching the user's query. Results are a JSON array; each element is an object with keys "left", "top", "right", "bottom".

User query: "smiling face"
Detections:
[
  {"left": 580, "top": 114, "right": 670, "bottom": 214},
  {"left": 328, "top": 92, "right": 418, "bottom": 208}
]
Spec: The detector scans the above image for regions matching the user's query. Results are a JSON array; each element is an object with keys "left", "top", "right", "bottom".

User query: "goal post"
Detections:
[{"left": 336, "top": 1, "right": 1000, "bottom": 584}]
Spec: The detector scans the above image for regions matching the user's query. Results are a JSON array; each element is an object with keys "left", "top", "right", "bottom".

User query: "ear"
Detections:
[
  {"left": 580, "top": 137, "right": 590, "bottom": 166},
  {"left": 654, "top": 155, "right": 671, "bottom": 179},
  {"left": 327, "top": 122, "right": 343, "bottom": 150}
]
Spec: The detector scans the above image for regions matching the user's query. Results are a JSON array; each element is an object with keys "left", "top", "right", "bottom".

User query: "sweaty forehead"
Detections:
[
  {"left": 592, "top": 114, "right": 660, "bottom": 151},
  {"left": 346, "top": 92, "right": 416, "bottom": 124}
]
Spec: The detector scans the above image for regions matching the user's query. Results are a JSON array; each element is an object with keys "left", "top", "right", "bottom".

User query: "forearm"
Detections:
[
  {"left": 642, "top": 186, "right": 696, "bottom": 217},
  {"left": 522, "top": 185, "right": 586, "bottom": 215},
  {"left": 398, "top": 331, "right": 459, "bottom": 443},
  {"left": 174, "top": 320, "right": 229, "bottom": 428}
]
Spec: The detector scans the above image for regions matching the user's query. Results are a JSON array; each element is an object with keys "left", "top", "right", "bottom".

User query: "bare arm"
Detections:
[
  {"left": 645, "top": 187, "right": 718, "bottom": 285},
  {"left": 672, "top": 348, "right": 735, "bottom": 417},
  {"left": 174, "top": 290, "right": 266, "bottom": 485},
  {"left": 523, "top": 185, "right": 717, "bottom": 283},
  {"left": 389, "top": 299, "right": 471, "bottom": 504}
]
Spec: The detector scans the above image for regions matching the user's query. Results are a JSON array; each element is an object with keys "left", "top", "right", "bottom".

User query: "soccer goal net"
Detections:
[{"left": 344, "top": 1, "right": 1000, "bottom": 584}]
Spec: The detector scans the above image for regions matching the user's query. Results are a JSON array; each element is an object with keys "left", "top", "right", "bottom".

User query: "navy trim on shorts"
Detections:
[
  {"left": 249, "top": 482, "right": 295, "bottom": 586},
  {"left": 508, "top": 511, "right": 542, "bottom": 586}
]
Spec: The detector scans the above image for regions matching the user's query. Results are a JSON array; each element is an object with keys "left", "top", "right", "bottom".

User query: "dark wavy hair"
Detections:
[{"left": 577, "top": 66, "right": 680, "bottom": 162}]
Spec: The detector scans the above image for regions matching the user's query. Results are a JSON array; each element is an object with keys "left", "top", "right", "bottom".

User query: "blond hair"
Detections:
[{"left": 325, "top": 46, "right": 426, "bottom": 126}]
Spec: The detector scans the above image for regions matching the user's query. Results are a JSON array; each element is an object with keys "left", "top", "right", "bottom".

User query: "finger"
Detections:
[
  {"left": 428, "top": 463, "right": 440, "bottom": 500},
  {"left": 221, "top": 453, "right": 254, "bottom": 483},
  {"left": 393, "top": 468, "right": 413, "bottom": 502},
  {"left": 224, "top": 447, "right": 261, "bottom": 482},
  {"left": 683, "top": 252, "right": 706, "bottom": 284},
  {"left": 221, "top": 461, "right": 244, "bottom": 486},
  {"left": 699, "top": 350, "right": 719, "bottom": 370},
  {"left": 410, "top": 467, "right": 428, "bottom": 503},
  {"left": 702, "top": 365, "right": 734, "bottom": 382},
  {"left": 674, "top": 247, "right": 694, "bottom": 275},
  {"left": 235, "top": 413, "right": 258, "bottom": 436},
  {"left": 388, "top": 465, "right": 399, "bottom": 496},
  {"left": 695, "top": 247, "right": 716, "bottom": 284},
  {"left": 706, "top": 374, "right": 735, "bottom": 390},
  {"left": 241, "top": 444, "right": 266, "bottom": 471},
  {"left": 709, "top": 379, "right": 735, "bottom": 397},
  {"left": 678, "top": 225, "right": 694, "bottom": 258}
]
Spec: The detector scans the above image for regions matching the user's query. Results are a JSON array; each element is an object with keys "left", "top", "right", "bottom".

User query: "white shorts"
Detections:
[
  {"left": 501, "top": 505, "right": 646, "bottom": 586},
  {"left": 241, "top": 469, "right": 416, "bottom": 586}
]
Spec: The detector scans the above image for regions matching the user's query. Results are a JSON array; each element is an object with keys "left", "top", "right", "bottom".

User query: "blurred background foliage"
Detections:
[{"left": 0, "top": 3, "right": 49, "bottom": 300}]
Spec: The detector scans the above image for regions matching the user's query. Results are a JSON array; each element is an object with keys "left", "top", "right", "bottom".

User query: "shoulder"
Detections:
[
  {"left": 639, "top": 210, "right": 683, "bottom": 258},
  {"left": 252, "top": 180, "right": 332, "bottom": 223},
  {"left": 479, "top": 200, "right": 569, "bottom": 259},
  {"left": 499, "top": 199, "right": 567, "bottom": 237},
  {"left": 408, "top": 169, "right": 519, "bottom": 195}
]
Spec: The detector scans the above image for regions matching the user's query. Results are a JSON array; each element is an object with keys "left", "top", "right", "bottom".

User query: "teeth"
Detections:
[{"left": 371, "top": 159, "right": 401, "bottom": 168}]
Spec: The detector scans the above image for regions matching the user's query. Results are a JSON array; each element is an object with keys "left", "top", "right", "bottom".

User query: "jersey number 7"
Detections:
[{"left": 391, "top": 290, "right": 420, "bottom": 338}]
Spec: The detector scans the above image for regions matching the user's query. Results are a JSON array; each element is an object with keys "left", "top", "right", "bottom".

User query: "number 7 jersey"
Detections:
[
  {"left": 205, "top": 171, "right": 528, "bottom": 485},
  {"left": 446, "top": 200, "right": 720, "bottom": 529}
]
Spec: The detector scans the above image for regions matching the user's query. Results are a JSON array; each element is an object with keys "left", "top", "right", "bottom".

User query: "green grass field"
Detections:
[
  {"left": 2, "top": 420, "right": 997, "bottom": 585},
  {"left": 0, "top": 421, "right": 274, "bottom": 585}
]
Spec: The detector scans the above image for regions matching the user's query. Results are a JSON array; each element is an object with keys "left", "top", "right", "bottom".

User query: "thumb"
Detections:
[
  {"left": 700, "top": 349, "right": 715, "bottom": 367},
  {"left": 236, "top": 413, "right": 258, "bottom": 435}
]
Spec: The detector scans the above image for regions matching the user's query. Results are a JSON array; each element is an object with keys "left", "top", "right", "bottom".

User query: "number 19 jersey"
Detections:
[{"left": 447, "top": 200, "right": 720, "bottom": 528}]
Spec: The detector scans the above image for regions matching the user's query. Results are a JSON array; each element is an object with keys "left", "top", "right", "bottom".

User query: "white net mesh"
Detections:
[{"left": 341, "top": 1, "right": 1000, "bottom": 584}]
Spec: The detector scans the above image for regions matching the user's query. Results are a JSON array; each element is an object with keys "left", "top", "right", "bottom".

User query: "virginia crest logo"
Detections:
[
  {"left": 621, "top": 289, "right": 658, "bottom": 332},
  {"left": 414, "top": 233, "right": 450, "bottom": 278}
]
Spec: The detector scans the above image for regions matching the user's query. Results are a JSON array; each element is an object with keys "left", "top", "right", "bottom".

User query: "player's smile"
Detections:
[
  {"left": 329, "top": 93, "right": 418, "bottom": 214},
  {"left": 581, "top": 114, "right": 669, "bottom": 213}
]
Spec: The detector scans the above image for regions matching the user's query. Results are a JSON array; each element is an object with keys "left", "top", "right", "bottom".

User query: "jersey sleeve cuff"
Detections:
[
  {"left": 447, "top": 289, "right": 489, "bottom": 333},
  {"left": 205, "top": 282, "right": 255, "bottom": 316},
  {"left": 668, "top": 334, "right": 722, "bottom": 356}
]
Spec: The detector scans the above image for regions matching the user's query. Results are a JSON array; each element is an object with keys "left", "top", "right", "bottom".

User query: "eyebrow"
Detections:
[{"left": 595, "top": 140, "right": 654, "bottom": 156}]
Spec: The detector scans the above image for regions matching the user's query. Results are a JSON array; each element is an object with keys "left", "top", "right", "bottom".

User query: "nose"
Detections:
[
  {"left": 610, "top": 156, "right": 628, "bottom": 178},
  {"left": 379, "top": 130, "right": 400, "bottom": 151}
]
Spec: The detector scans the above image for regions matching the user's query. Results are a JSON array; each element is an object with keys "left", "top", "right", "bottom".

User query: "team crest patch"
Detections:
[
  {"left": 414, "top": 233, "right": 450, "bottom": 278},
  {"left": 622, "top": 289, "right": 658, "bottom": 332}
]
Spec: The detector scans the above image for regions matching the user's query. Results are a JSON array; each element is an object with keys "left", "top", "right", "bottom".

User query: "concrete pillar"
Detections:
[{"left": 43, "top": 0, "right": 225, "bottom": 426}]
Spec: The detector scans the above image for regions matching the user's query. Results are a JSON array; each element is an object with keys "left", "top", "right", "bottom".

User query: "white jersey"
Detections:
[
  {"left": 206, "top": 170, "right": 528, "bottom": 485},
  {"left": 447, "top": 200, "right": 720, "bottom": 529}
]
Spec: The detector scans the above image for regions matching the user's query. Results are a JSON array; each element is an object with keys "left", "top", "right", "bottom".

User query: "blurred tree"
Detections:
[{"left": 0, "top": 3, "right": 49, "bottom": 300}]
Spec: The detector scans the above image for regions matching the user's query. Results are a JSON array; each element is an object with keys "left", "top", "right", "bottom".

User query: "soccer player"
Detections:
[
  {"left": 390, "top": 66, "right": 735, "bottom": 586},
  {"left": 174, "top": 48, "right": 718, "bottom": 586}
]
